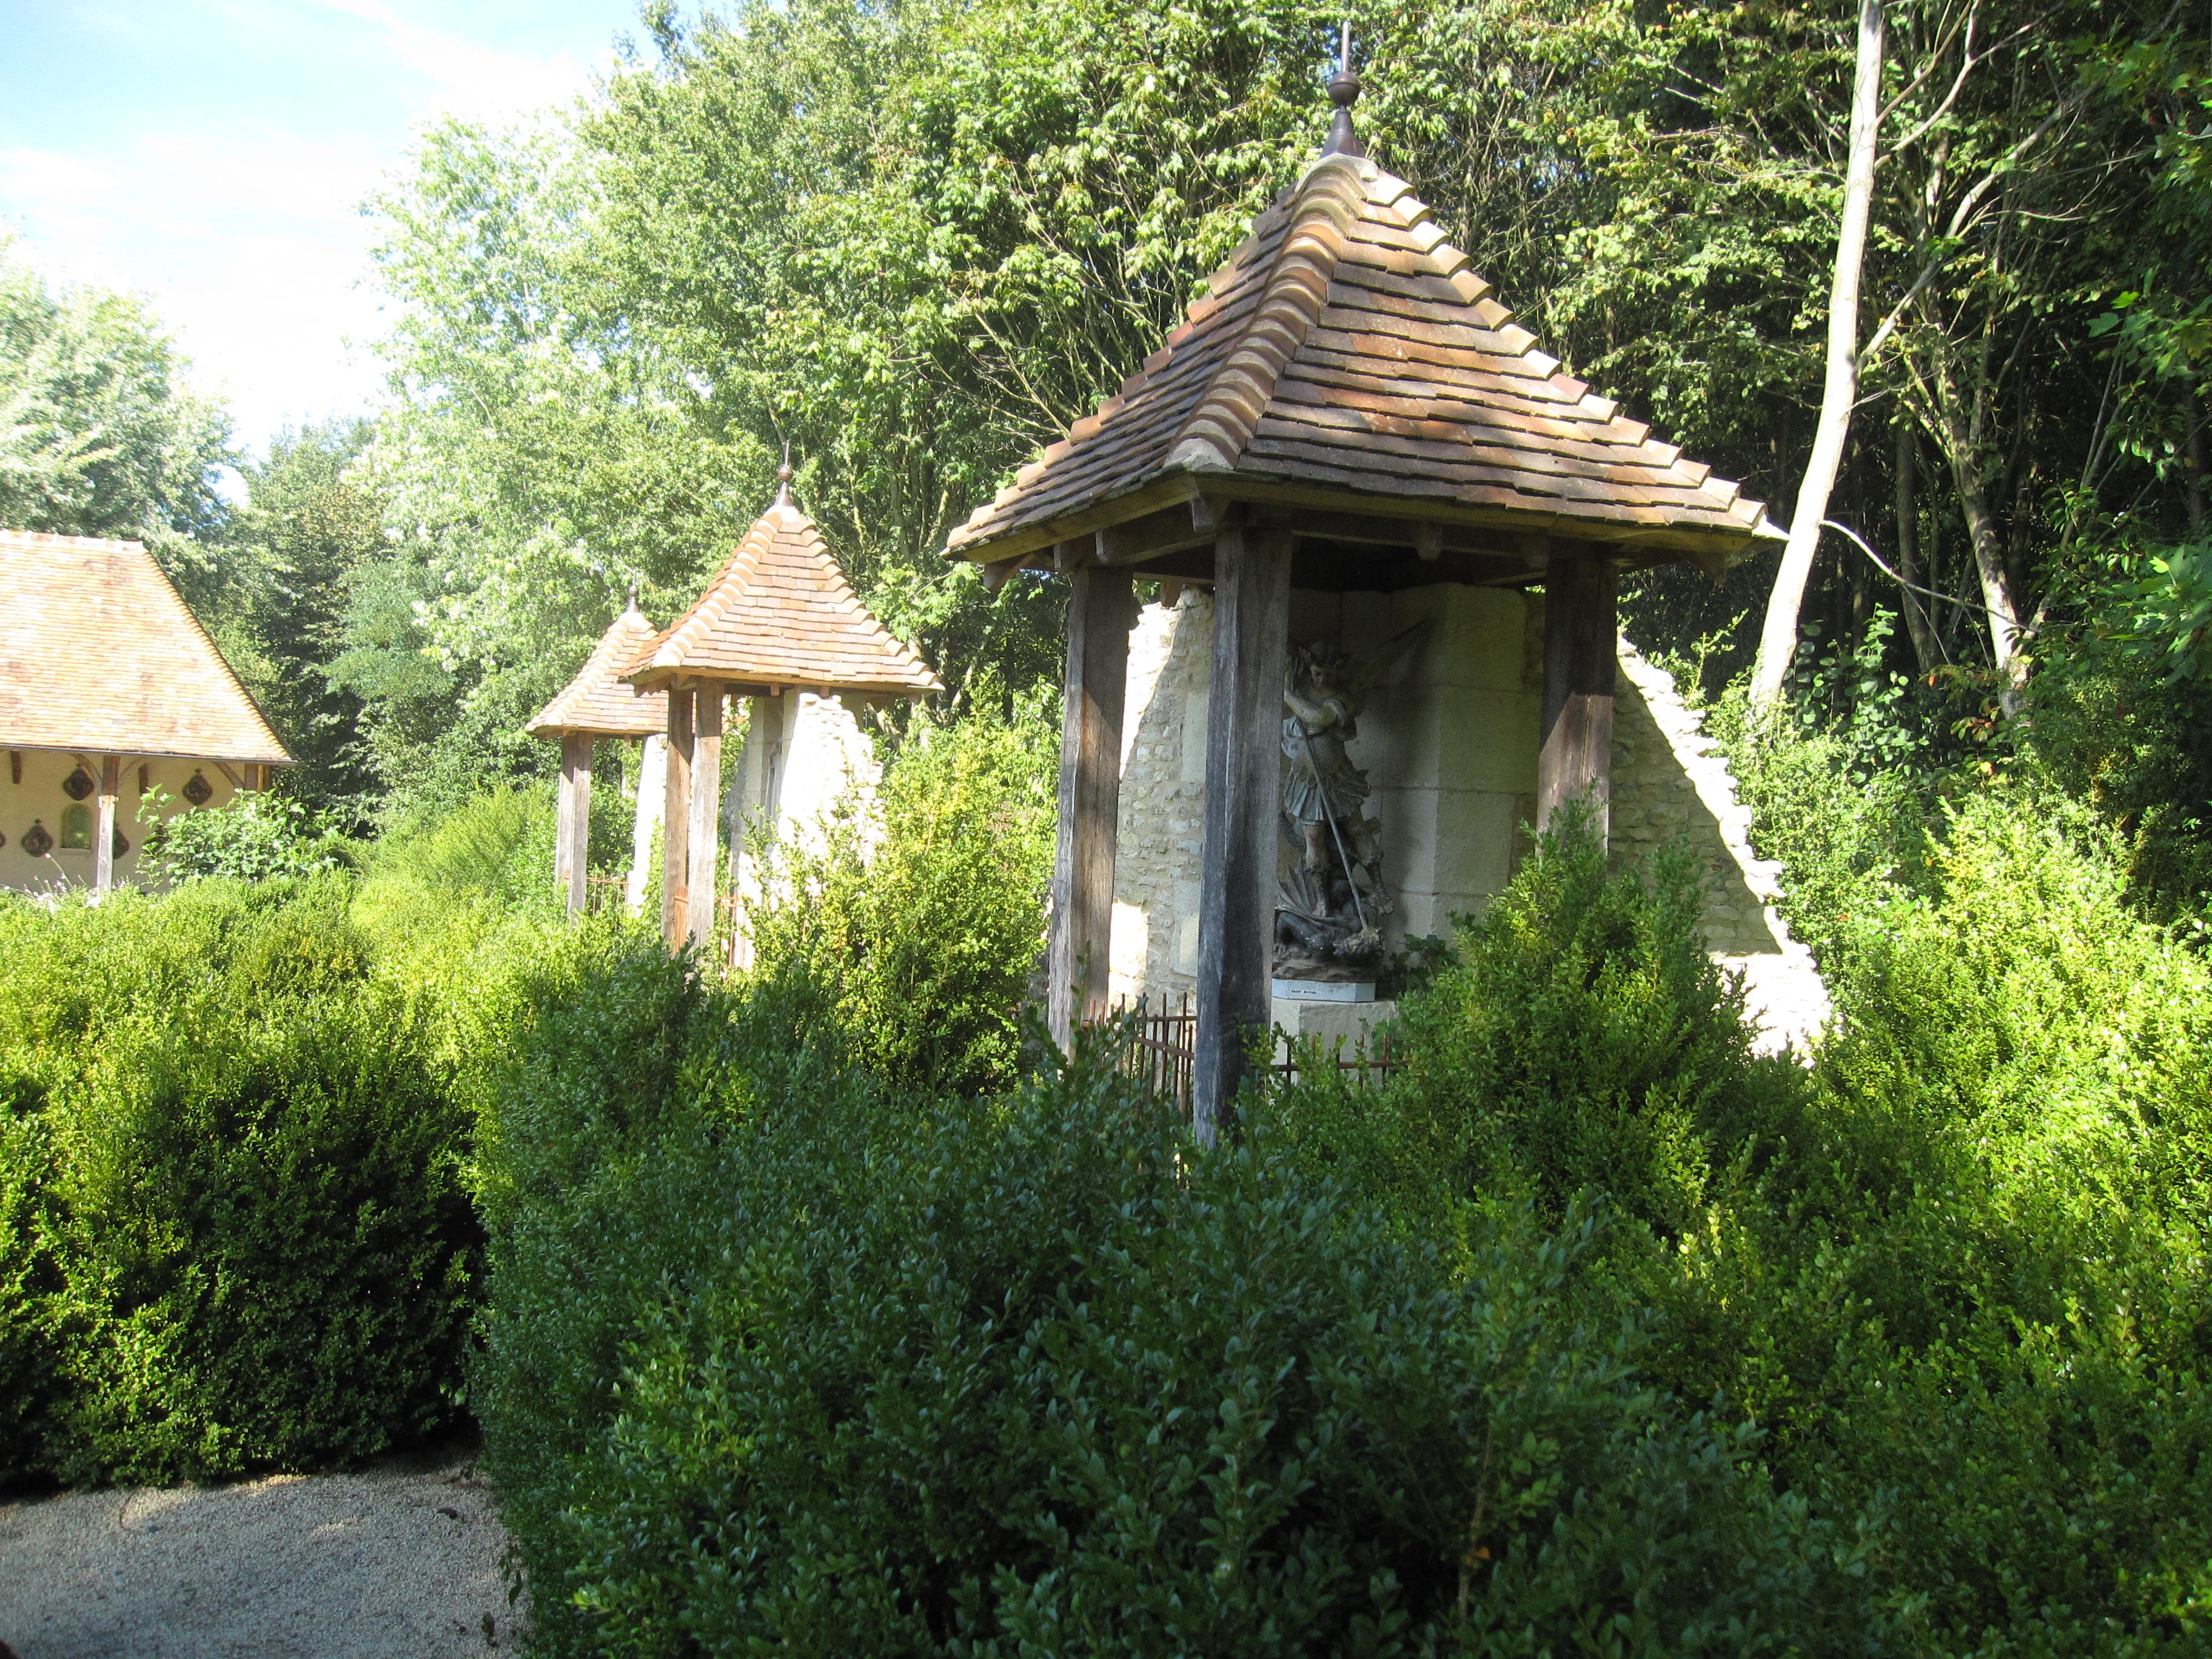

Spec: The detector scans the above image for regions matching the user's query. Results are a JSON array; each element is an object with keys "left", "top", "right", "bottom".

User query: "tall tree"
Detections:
[
  {"left": 1753, "top": 0, "right": 1886, "bottom": 708},
  {"left": 0, "top": 238, "right": 234, "bottom": 592}
]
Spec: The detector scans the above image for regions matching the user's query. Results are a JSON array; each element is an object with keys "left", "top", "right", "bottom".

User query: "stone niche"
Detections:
[{"left": 1105, "top": 588, "right": 1829, "bottom": 1056}]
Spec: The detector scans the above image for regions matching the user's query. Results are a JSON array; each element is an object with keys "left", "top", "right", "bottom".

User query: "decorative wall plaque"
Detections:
[
  {"left": 21, "top": 820, "right": 52, "bottom": 857},
  {"left": 60, "top": 805, "right": 90, "bottom": 850},
  {"left": 183, "top": 769, "right": 213, "bottom": 806},
  {"left": 62, "top": 767, "right": 94, "bottom": 802}
]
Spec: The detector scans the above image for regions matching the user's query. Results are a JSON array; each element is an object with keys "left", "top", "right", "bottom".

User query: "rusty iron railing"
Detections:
[{"left": 1080, "top": 993, "right": 1400, "bottom": 1118}]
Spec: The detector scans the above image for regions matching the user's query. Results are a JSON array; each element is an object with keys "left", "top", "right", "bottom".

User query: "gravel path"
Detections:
[{"left": 0, "top": 1440, "right": 525, "bottom": 1658}]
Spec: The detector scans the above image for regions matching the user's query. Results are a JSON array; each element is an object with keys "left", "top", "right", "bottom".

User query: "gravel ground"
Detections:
[{"left": 0, "top": 1439, "right": 524, "bottom": 1658}]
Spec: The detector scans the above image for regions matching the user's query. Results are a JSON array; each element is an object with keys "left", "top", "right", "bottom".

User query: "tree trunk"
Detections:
[
  {"left": 1933, "top": 338, "right": 2026, "bottom": 674},
  {"left": 1894, "top": 417, "right": 1938, "bottom": 671},
  {"left": 1751, "top": 0, "right": 1886, "bottom": 709},
  {"left": 2187, "top": 386, "right": 2206, "bottom": 538}
]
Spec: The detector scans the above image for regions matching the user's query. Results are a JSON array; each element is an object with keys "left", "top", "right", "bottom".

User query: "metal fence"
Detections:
[{"left": 1079, "top": 993, "right": 1400, "bottom": 1118}]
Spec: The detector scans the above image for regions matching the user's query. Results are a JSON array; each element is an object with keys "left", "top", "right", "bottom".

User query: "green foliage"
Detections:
[
  {"left": 215, "top": 420, "right": 388, "bottom": 814},
  {"left": 1680, "top": 671, "right": 2212, "bottom": 1650},
  {"left": 138, "top": 791, "right": 354, "bottom": 887},
  {"left": 742, "top": 699, "right": 1056, "bottom": 1094},
  {"left": 474, "top": 941, "right": 1864, "bottom": 1656},
  {"left": 0, "top": 877, "right": 480, "bottom": 1486},
  {"left": 1277, "top": 819, "right": 1806, "bottom": 1246},
  {"left": 0, "top": 236, "right": 233, "bottom": 563}
]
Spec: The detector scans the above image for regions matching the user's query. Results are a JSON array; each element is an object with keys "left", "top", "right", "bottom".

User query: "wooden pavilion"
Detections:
[
  {"left": 623, "top": 469, "right": 942, "bottom": 953},
  {"left": 945, "top": 68, "right": 1780, "bottom": 1138},
  {"left": 1, "top": 529, "right": 292, "bottom": 896},
  {"left": 525, "top": 595, "right": 668, "bottom": 915}
]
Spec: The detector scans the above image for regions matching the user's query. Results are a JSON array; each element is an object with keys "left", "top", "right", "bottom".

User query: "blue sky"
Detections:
[{"left": 0, "top": 0, "right": 644, "bottom": 458}]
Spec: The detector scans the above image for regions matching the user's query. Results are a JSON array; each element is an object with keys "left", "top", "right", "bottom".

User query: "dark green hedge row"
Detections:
[
  {"left": 0, "top": 877, "right": 478, "bottom": 1487},
  {"left": 476, "top": 944, "right": 1870, "bottom": 1655},
  {"left": 481, "top": 817, "right": 2211, "bottom": 1655}
]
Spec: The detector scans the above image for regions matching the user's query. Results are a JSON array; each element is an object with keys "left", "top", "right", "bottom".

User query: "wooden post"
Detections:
[
  {"left": 686, "top": 686, "right": 723, "bottom": 951},
  {"left": 560, "top": 731, "right": 592, "bottom": 916},
  {"left": 1048, "top": 565, "right": 1135, "bottom": 1050},
  {"left": 660, "top": 688, "right": 695, "bottom": 949},
  {"left": 93, "top": 755, "right": 121, "bottom": 896},
  {"left": 1537, "top": 548, "right": 1617, "bottom": 846},
  {"left": 1191, "top": 526, "right": 1292, "bottom": 1145},
  {"left": 627, "top": 734, "right": 664, "bottom": 917}
]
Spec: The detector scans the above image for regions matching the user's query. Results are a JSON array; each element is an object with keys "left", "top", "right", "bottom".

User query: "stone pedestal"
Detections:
[{"left": 1269, "top": 996, "right": 1397, "bottom": 1054}]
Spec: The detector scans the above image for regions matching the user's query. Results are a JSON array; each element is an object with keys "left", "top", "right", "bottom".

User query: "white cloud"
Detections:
[{"left": 0, "top": 1, "right": 622, "bottom": 455}]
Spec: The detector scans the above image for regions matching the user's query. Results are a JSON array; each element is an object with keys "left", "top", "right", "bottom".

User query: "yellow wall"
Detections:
[{"left": 0, "top": 749, "right": 246, "bottom": 896}]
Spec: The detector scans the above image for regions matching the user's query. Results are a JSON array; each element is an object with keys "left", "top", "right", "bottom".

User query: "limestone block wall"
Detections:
[
  {"left": 0, "top": 748, "right": 247, "bottom": 895},
  {"left": 1104, "top": 591, "right": 1831, "bottom": 1054},
  {"left": 1607, "top": 640, "right": 1829, "bottom": 1052}
]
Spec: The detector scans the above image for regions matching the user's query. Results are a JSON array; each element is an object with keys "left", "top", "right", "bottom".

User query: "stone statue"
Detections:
[{"left": 1273, "top": 623, "right": 1428, "bottom": 980}]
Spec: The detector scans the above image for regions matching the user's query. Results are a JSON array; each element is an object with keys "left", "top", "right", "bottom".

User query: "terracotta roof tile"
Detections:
[
  {"left": 0, "top": 530, "right": 292, "bottom": 765},
  {"left": 525, "top": 600, "right": 669, "bottom": 739},
  {"left": 948, "top": 153, "right": 1781, "bottom": 563},
  {"left": 623, "top": 495, "right": 942, "bottom": 697}
]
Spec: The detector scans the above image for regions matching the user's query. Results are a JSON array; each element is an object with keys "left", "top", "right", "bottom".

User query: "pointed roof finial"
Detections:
[
  {"left": 1323, "top": 19, "right": 1364, "bottom": 159},
  {"left": 775, "top": 441, "right": 794, "bottom": 508},
  {"left": 626, "top": 578, "right": 641, "bottom": 612}
]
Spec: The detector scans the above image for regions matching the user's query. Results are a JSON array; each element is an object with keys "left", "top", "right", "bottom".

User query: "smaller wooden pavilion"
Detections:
[
  {"left": 623, "top": 469, "right": 942, "bottom": 952},
  {"left": 945, "top": 68, "right": 1780, "bottom": 1138},
  {"left": 525, "top": 596, "right": 668, "bottom": 914},
  {"left": 2, "top": 529, "right": 292, "bottom": 896}
]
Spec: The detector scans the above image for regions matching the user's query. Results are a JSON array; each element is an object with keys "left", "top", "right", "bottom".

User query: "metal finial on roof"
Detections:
[
  {"left": 1323, "top": 20, "right": 1365, "bottom": 159},
  {"left": 776, "top": 442, "right": 793, "bottom": 508},
  {"left": 626, "top": 579, "right": 641, "bottom": 612}
]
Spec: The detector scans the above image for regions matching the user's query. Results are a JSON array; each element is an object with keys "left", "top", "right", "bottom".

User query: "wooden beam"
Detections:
[
  {"left": 1047, "top": 566, "right": 1135, "bottom": 1050},
  {"left": 660, "top": 687, "right": 695, "bottom": 949},
  {"left": 93, "top": 755, "right": 120, "bottom": 896},
  {"left": 1538, "top": 550, "right": 1617, "bottom": 846},
  {"left": 1191, "top": 526, "right": 1293, "bottom": 1145},
  {"left": 1091, "top": 504, "right": 1213, "bottom": 566},
  {"left": 560, "top": 731, "right": 592, "bottom": 917},
  {"left": 982, "top": 554, "right": 1031, "bottom": 593},
  {"left": 686, "top": 688, "right": 724, "bottom": 951}
]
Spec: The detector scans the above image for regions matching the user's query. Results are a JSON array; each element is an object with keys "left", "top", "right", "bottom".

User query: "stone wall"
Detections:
[{"left": 1104, "top": 591, "right": 1830, "bottom": 1054}]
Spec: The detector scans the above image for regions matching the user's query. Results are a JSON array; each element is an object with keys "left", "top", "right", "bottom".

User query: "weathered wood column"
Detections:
[
  {"left": 1537, "top": 548, "right": 1617, "bottom": 845},
  {"left": 660, "top": 687, "right": 695, "bottom": 948},
  {"left": 93, "top": 754, "right": 121, "bottom": 896},
  {"left": 686, "top": 686, "right": 724, "bottom": 951},
  {"left": 558, "top": 731, "right": 592, "bottom": 916},
  {"left": 627, "top": 734, "right": 665, "bottom": 917},
  {"left": 1191, "top": 526, "right": 1293, "bottom": 1145},
  {"left": 1048, "top": 565, "right": 1136, "bottom": 1050}
]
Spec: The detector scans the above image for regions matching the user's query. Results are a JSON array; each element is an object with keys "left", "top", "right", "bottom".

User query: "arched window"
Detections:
[{"left": 59, "top": 803, "right": 91, "bottom": 850}]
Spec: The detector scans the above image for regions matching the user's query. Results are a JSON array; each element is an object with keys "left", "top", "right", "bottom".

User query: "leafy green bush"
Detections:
[
  {"left": 1272, "top": 818, "right": 1807, "bottom": 1247},
  {"left": 0, "top": 877, "right": 480, "bottom": 1486},
  {"left": 742, "top": 700, "right": 1054, "bottom": 1093},
  {"left": 138, "top": 790, "right": 354, "bottom": 885},
  {"left": 474, "top": 939, "right": 1868, "bottom": 1656},
  {"left": 1692, "top": 685, "right": 2212, "bottom": 1650}
]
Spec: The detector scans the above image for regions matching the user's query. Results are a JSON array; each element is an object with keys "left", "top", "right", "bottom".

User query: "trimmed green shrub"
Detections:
[
  {"left": 475, "top": 935, "right": 1871, "bottom": 1656},
  {"left": 44, "top": 992, "right": 476, "bottom": 1484},
  {"left": 0, "top": 876, "right": 482, "bottom": 1486},
  {"left": 742, "top": 700, "right": 1054, "bottom": 1093},
  {"left": 1270, "top": 820, "right": 1808, "bottom": 1247}
]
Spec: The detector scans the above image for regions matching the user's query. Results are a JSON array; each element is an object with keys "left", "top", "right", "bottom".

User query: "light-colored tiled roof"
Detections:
[
  {"left": 525, "top": 600, "right": 669, "bottom": 739},
  {"left": 623, "top": 493, "right": 942, "bottom": 697},
  {"left": 948, "top": 152, "right": 1779, "bottom": 564},
  {"left": 0, "top": 530, "right": 293, "bottom": 765}
]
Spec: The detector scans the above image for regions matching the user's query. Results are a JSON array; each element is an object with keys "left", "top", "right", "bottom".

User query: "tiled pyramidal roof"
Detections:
[
  {"left": 949, "top": 152, "right": 1778, "bottom": 561},
  {"left": 527, "top": 600, "right": 669, "bottom": 739},
  {"left": 0, "top": 529, "right": 292, "bottom": 765},
  {"left": 624, "top": 495, "right": 942, "bottom": 698}
]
